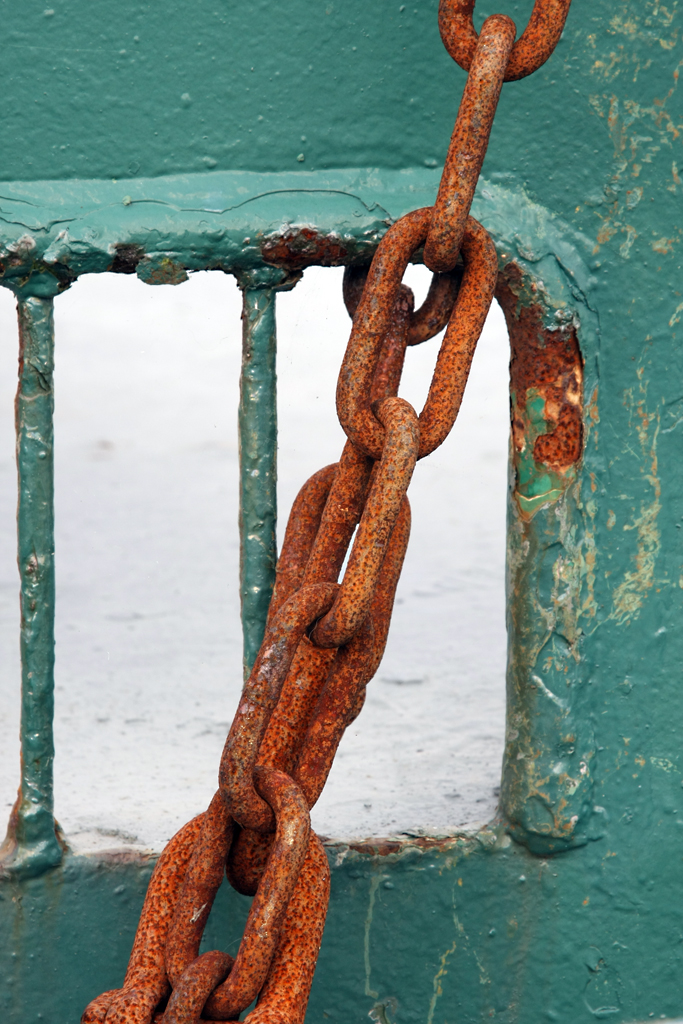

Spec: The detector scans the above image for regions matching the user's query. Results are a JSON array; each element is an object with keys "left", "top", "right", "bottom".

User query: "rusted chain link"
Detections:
[
  {"left": 439, "top": 0, "right": 572, "bottom": 82},
  {"left": 82, "top": 2, "right": 571, "bottom": 1021}
]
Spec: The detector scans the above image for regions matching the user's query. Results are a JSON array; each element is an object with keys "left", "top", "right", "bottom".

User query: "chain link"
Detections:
[{"left": 82, "top": 2, "right": 572, "bottom": 1021}]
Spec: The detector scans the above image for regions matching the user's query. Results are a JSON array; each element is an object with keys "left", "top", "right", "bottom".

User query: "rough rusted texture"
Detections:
[
  {"left": 417, "top": 219, "right": 498, "bottom": 457},
  {"left": 295, "top": 617, "right": 376, "bottom": 807},
  {"left": 161, "top": 951, "right": 233, "bottom": 1024},
  {"left": 220, "top": 584, "right": 338, "bottom": 834},
  {"left": 83, "top": 4, "right": 573, "bottom": 1019},
  {"left": 108, "top": 243, "right": 145, "bottom": 275},
  {"left": 303, "top": 441, "right": 373, "bottom": 586},
  {"left": 165, "top": 792, "right": 233, "bottom": 987},
  {"left": 423, "top": 16, "right": 514, "bottom": 273},
  {"left": 369, "top": 286, "right": 412, "bottom": 403},
  {"left": 261, "top": 228, "right": 349, "bottom": 270},
  {"left": 81, "top": 814, "right": 205, "bottom": 1024},
  {"left": 244, "top": 833, "right": 330, "bottom": 1024},
  {"left": 406, "top": 268, "right": 462, "bottom": 346},
  {"left": 267, "top": 465, "right": 337, "bottom": 625},
  {"left": 439, "top": 0, "right": 572, "bottom": 82},
  {"left": 336, "top": 207, "right": 431, "bottom": 460},
  {"left": 227, "top": 827, "right": 275, "bottom": 898},
  {"left": 204, "top": 768, "right": 310, "bottom": 1020},
  {"left": 81, "top": 990, "right": 120, "bottom": 1024},
  {"left": 366, "top": 496, "right": 411, "bottom": 676},
  {"left": 311, "top": 398, "right": 419, "bottom": 648},
  {"left": 496, "top": 262, "right": 583, "bottom": 482},
  {"left": 338, "top": 214, "right": 497, "bottom": 461},
  {"left": 343, "top": 264, "right": 461, "bottom": 347}
]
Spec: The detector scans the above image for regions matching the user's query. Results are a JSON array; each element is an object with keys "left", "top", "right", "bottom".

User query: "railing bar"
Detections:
[
  {"left": 7, "top": 294, "right": 62, "bottom": 874},
  {"left": 238, "top": 284, "right": 278, "bottom": 680}
]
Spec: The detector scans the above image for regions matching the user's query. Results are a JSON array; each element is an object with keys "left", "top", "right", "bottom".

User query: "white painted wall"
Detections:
[{"left": 0, "top": 266, "right": 509, "bottom": 853}]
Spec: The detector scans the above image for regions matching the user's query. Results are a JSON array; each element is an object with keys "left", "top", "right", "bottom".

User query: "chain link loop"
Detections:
[{"left": 82, "top": 2, "right": 572, "bottom": 1020}]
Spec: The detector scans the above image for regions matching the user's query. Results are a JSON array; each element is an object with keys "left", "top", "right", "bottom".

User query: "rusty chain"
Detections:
[{"left": 82, "top": 2, "right": 572, "bottom": 1021}]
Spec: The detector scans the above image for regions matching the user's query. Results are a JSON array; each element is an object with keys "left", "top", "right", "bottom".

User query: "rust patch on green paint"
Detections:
[
  {"left": 261, "top": 227, "right": 349, "bottom": 270},
  {"left": 497, "top": 260, "right": 597, "bottom": 854},
  {"left": 497, "top": 262, "right": 583, "bottom": 516},
  {"left": 136, "top": 254, "right": 189, "bottom": 286}
]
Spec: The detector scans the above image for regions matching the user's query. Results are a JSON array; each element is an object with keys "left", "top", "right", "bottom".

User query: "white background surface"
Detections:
[{"left": 0, "top": 266, "right": 509, "bottom": 853}]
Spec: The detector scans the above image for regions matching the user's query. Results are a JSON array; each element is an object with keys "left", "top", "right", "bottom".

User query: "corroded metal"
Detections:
[
  {"left": 439, "top": 0, "right": 573, "bottom": 82},
  {"left": 82, "top": 2, "right": 572, "bottom": 1020},
  {"left": 423, "top": 16, "right": 515, "bottom": 273}
]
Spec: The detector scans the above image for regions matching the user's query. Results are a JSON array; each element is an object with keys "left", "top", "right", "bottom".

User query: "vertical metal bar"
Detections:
[
  {"left": 2, "top": 293, "right": 62, "bottom": 875},
  {"left": 239, "top": 284, "right": 278, "bottom": 679}
]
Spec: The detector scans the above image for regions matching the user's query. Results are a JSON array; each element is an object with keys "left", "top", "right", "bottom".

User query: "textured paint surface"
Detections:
[
  {"left": 1, "top": 0, "right": 683, "bottom": 1022},
  {"left": 238, "top": 280, "right": 279, "bottom": 678},
  {"left": 0, "top": 288, "right": 64, "bottom": 878}
]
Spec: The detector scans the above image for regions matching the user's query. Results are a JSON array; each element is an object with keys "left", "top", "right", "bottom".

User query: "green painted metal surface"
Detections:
[
  {"left": 238, "top": 279, "right": 279, "bottom": 678},
  {"left": 1, "top": 0, "right": 683, "bottom": 1022},
  {"left": 0, "top": 287, "right": 64, "bottom": 879}
]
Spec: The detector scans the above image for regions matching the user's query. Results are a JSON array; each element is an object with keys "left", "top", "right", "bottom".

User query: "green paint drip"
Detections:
[
  {"left": 239, "top": 285, "right": 278, "bottom": 679},
  {"left": 2, "top": 293, "right": 63, "bottom": 877}
]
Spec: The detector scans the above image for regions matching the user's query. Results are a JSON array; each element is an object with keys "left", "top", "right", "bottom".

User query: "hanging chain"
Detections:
[{"left": 82, "top": 2, "right": 572, "bottom": 1021}]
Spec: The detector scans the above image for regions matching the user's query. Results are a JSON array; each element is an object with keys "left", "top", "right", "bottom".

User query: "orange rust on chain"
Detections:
[
  {"left": 161, "top": 950, "right": 234, "bottom": 1024},
  {"left": 204, "top": 768, "right": 310, "bottom": 1020},
  {"left": 417, "top": 218, "right": 498, "bottom": 457},
  {"left": 295, "top": 617, "right": 376, "bottom": 807},
  {"left": 266, "top": 463, "right": 337, "bottom": 626},
  {"left": 303, "top": 441, "right": 373, "bottom": 586},
  {"left": 406, "top": 268, "right": 462, "bottom": 345},
  {"left": 342, "top": 264, "right": 462, "bottom": 347},
  {"left": 83, "top": 2, "right": 573, "bottom": 1020},
  {"left": 496, "top": 262, "right": 583, "bottom": 472},
  {"left": 243, "top": 832, "right": 330, "bottom": 1024},
  {"left": 310, "top": 397, "right": 419, "bottom": 648},
  {"left": 260, "top": 227, "right": 349, "bottom": 270},
  {"left": 337, "top": 215, "right": 497, "bottom": 461},
  {"left": 165, "top": 792, "right": 233, "bottom": 988},
  {"left": 81, "top": 814, "right": 206, "bottom": 1024},
  {"left": 336, "top": 207, "right": 431, "bottom": 460},
  {"left": 423, "top": 15, "right": 515, "bottom": 273},
  {"left": 219, "top": 583, "right": 338, "bottom": 833},
  {"left": 439, "top": 0, "right": 572, "bottom": 82},
  {"left": 370, "top": 286, "right": 412, "bottom": 403}
]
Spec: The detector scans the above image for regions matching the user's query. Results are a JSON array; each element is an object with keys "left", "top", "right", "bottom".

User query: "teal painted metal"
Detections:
[
  {"left": 1, "top": 280, "right": 65, "bottom": 879},
  {"left": 0, "top": 1, "right": 682, "bottom": 1022},
  {"left": 238, "top": 279, "right": 279, "bottom": 678}
]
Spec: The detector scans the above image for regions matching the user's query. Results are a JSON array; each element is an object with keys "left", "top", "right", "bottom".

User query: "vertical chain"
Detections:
[{"left": 82, "top": 3, "right": 573, "bottom": 1021}]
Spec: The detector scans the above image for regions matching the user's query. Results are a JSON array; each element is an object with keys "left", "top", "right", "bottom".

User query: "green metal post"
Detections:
[
  {"left": 1, "top": 277, "right": 64, "bottom": 877},
  {"left": 238, "top": 282, "right": 278, "bottom": 678}
]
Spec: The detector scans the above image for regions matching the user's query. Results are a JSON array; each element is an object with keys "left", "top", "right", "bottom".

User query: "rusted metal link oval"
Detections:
[
  {"left": 367, "top": 495, "right": 411, "bottom": 678},
  {"left": 165, "top": 791, "right": 233, "bottom": 988},
  {"left": 243, "top": 831, "right": 330, "bottom": 1024},
  {"left": 370, "top": 284, "right": 413, "bottom": 403},
  {"left": 220, "top": 583, "right": 338, "bottom": 833},
  {"left": 81, "top": 813, "right": 206, "bottom": 1024},
  {"left": 162, "top": 950, "right": 234, "bottom": 1024},
  {"left": 343, "top": 264, "right": 461, "bottom": 347},
  {"left": 310, "top": 397, "right": 419, "bottom": 649},
  {"left": 303, "top": 440, "right": 373, "bottom": 587},
  {"left": 294, "top": 616, "right": 376, "bottom": 808},
  {"left": 406, "top": 268, "right": 462, "bottom": 346},
  {"left": 337, "top": 213, "right": 497, "bottom": 461},
  {"left": 337, "top": 207, "right": 430, "bottom": 459},
  {"left": 418, "top": 217, "right": 498, "bottom": 457},
  {"left": 423, "top": 14, "right": 515, "bottom": 273},
  {"left": 203, "top": 767, "right": 310, "bottom": 1020},
  {"left": 266, "top": 463, "right": 337, "bottom": 627},
  {"left": 438, "top": 0, "right": 572, "bottom": 82}
]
